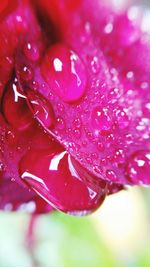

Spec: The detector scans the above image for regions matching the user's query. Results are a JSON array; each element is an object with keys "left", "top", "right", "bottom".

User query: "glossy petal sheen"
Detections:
[{"left": 0, "top": 0, "right": 150, "bottom": 215}]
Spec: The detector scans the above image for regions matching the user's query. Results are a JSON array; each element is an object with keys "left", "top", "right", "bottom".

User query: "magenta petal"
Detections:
[{"left": 0, "top": 0, "right": 150, "bottom": 214}]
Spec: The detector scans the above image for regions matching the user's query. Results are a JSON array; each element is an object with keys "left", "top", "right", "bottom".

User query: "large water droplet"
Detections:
[
  {"left": 41, "top": 43, "right": 87, "bottom": 103},
  {"left": 19, "top": 147, "right": 106, "bottom": 215}
]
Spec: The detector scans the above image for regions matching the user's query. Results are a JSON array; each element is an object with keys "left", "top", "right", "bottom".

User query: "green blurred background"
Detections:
[{"left": 0, "top": 187, "right": 150, "bottom": 267}]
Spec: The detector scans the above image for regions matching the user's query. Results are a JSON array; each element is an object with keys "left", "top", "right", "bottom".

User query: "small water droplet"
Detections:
[
  {"left": 108, "top": 88, "right": 120, "bottom": 104},
  {"left": 126, "top": 71, "right": 134, "bottom": 79},
  {"left": 114, "top": 149, "right": 125, "bottom": 164},
  {"left": 57, "top": 103, "right": 64, "bottom": 113},
  {"left": 73, "top": 128, "right": 81, "bottom": 139},
  {"left": 24, "top": 41, "right": 40, "bottom": 62},
  {"left": 127, "top": 150, "right": 150, "bottom": 185},
  {"left": 19, "top": 66, "right": 33, "bottom": 81},
  {"left": 93, "top": 165, "right": 102, "bottom": 174},
  {"left": 26, "top": 89, "right": 55, "bottom": 129},
  {"left": 73, "top": 118, "right": 82, "bottom": 128},
  {"left": 106, "top": 170, "right": 117, "bottom": 181},
  {"left": 90, "top": 56, "right": 100, "bottom": 74},
  {"left": 104, "top": 23, "right": 113, "bottom": 34},
  {"left": 115, "top": 107, "right": 129, "bottom": 129},
  {"left": 91, "top": 107, "right": 112, "bottom": 131},
  {"left": 56, "top": 117, "right": 66, "bottom": 130}
]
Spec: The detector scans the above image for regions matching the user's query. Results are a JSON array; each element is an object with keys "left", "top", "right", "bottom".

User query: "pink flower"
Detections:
[{"left": 0, "top": 0, "right": 150, "bottom": 215}]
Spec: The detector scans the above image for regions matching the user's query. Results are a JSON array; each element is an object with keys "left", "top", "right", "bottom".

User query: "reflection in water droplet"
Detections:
[
  {"left": 26, "top": 89, "right": 55, "bottom": 129},
  {"left": 115, "top": 108, "right": 129, "bottom": 129},
  {"left": 41, "top": 43, "right": 87, "bottom": 103},
  {"left": 127, "top": 150, "right": 150, "bottom": 185},
  {"left": 106, "top": 170, "right": 117, "bottom": 181},
  {"left": 19, "top": 147, "right": 106, "bottom": 215},
  {"left": 91, "top": 107, "right": 112, "bottom": 131},
  {"left": 24, "top": 41, "right": 40, "bottom": 62},
  {"left": 56, "top": 117, "right": 66, "bottom": 130}
]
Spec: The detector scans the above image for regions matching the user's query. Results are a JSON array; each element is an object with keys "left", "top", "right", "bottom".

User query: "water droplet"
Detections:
[
  {"left": 73, "top": 118, "right": 82, "bottom": 128},
  {"left": 56, "top": 117, "right": 66, "bottom": 130},
  {"left": 86, "top": 157, "right": 92, "bottom": 164},
  {"left": 19, "top": 147, "right": 105, "bottom": 214},
  {"left": 126, "top": 71, "right": 134, "bottom": 79},
  {"left": 57, "top": 103, "right": 64, "bottom": 113},
  {"left": 115, "top": 107, "right": 129, "bottom": 129},
  {"left": 41, "top": 43, "right": 87, "bottom": 103},
  {"left": 143, "top": 102, "right": 150, "bottom": 118},
  {"left": 140, "top": 82, "right": 149, "bottom": 90},
  {"left": 104, "top": 23, "right": 113, "bottom": 34},
  {"left": 26, "top": 89, "right": 55, "bottom": 129},
  {"left": 114, "top": 149, "right": 125, "bottom": 164},
  {"left": 108, "top": 88, "right": 120, "bottom": 104},
  {"left": 0, "top": 160, "right": 4, "bottom": 176},
  {"left": 127, "top": 150, "right": 150, "bottom": 185},
  {"left": 5, "top": 129, "right": 17, "bottom": 145},
  {"left": 90, "top": 56, "right": 100, "bottom": 74},
  {"left": 93, "top": 165, "right": 102, "bottom": 174},
  {"left": 97, "top": 142, "right": 104, "bottom": 151},
  {"left": 91, "top": 107, "right": 112, "bottom": 131},
  {"left": 19, "top": 66, "right": 33, "bottom": 81},
  {"left": 73, "top": 128, "right": 81, "bottom": 139},
  {"left": 24, "top": 41, "right": 40, "bottom": 62},
  {"left": 106, "top": 170, "right": 117, "bottom": 181}
]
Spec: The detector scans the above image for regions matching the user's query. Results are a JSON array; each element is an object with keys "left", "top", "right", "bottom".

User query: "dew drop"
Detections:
[
  {"left": 143, "top": 102, "right": 150, "bottom": 118},
  {"left": 73, "top": 118, "right": 82, "bottom": 128},
  {"left": 26, "top": 89, "right": 55, "bottom": 129},
  {"left": 41, "top": 43, "right": 87, "bottom": 103},
  {"left": 106, "top": 170, "right": 117, "bottom": 181},
  {"left": 73, "top": 128, "right": 81, "bottom": 139},
  {"left": 0, "top": 160, "right": 4, "bottom": 177},
  {"left": 115, "top": 107, "right": 129, "bottom": 129},
  {"left": 19, "top": 147, "right": 105, "bottom": 214},
  {"left": 114, "top": 149, "right": 125, "bottom": 164},
  {"left": 56, "top": 117, "right": 66, "bottom": 130},
  {"left": 127, "top": 150, "right": 150, "bottom": 185},
  {"left": 93, "top": 165, "right": 102, "bottom": 174},
  {"left": 5, "top": 129, "right": 18, "bottom": 146},
  {"left": 91, "top": 107, "right": 112, "bottom": 131},
  {"left": 90, "top": 56, "right": 100, "bottom": 74},
  {"left": 24, "top": 41, "right": 40, "bottom": 62},
  {"left": 104, "top": 23, "right": 113, "bottom": 34},
  {"left": 108, "top": 88, "right": 120, "bottom": 104},
  {"left": 19, "top": 66, "right": 33, "bottom": 81},
  {"left": 97, "top": 142, "right": 104, "bottom": 151},
  {"left": 57, "top": 103, "right": 64, "bottom": 113}
]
